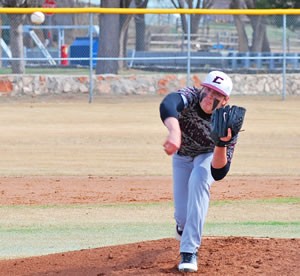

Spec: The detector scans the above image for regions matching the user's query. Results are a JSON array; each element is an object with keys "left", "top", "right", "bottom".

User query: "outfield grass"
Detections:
[{"left": 0, "top": 96, "right": 299, "bottom": 176}]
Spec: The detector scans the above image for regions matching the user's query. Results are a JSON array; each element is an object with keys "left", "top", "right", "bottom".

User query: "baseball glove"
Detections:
[{"left": 210, "top": 105, "right": 246, "bottom": 147}]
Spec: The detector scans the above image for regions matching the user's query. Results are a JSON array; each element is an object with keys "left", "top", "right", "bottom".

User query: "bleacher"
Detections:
[
  {"left": 127, "top": 50, "right": 224, "bottom": 70},
  {"left": 126, "top": 31, "right": 300, "bottom": 71}
]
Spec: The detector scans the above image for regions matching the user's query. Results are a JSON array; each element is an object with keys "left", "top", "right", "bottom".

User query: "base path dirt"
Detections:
[
  {"left": 0, "top": 175, "right": 299, "bottom": 205},
  {"left": 0, "top": 175, "right": 299, "bottom": 275}
]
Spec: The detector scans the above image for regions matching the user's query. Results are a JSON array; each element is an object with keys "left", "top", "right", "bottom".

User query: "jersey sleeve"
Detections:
[
  {"left": 177, "top": 87, "right": 201, "bottom": 107},
  {"left": 159, "top": 92, "right": 184, "bottom": 122},
  {"left": 159, "top": 87, "right": 201, "bottom": 122}
]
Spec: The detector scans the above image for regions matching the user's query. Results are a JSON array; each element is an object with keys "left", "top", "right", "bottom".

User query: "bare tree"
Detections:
[
  {"left": 96, "top": 0, "right": 120, "bottom": 74},
  {"left": 246, "top": 0, "right": 270, "bottom": 52},
  {"left": 0, "top": 0, "right": 27, "bottom": 73},
  {"left": 134, "top": 0, "right": 149, "bottom": 51},
  {"left": 230, "top": 0, "right": 270, "bottom": 52},
  {"left": 229, "top": 0, "right": 249, "bottom": 51},
  {"left": 96, "top": 0, "right": 149, "bottom": 73},
  {"left": 118, "top": 0, "right": 149, "bottom": 70},
  {"left": 170, "top": 0, "right": 214, "bottom": 37},
  {"left": 0, "top": 0, "right": 41, "bottom": 73},
  {"left": 118, "top": 0, "right": 134, "bottom": 70}
]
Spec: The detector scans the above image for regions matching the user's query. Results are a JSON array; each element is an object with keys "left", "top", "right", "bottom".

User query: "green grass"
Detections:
[
  {"left": 0, "top": 67, "right": 90, "bottom": 75},
  {"left": 211, "top": 197, "right": 300, "bottom": 206},
  {"left": 204, "top": 221, "right": 300, "bottom": 238},
  {"left": 0, "top": 66, "right": 166, "bottom": 76},
  {"left": 0, "top": 198, "right": 299, "bottom": 258}
]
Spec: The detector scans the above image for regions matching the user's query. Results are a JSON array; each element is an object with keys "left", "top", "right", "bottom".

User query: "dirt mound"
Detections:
[{"left": 0, "top": 237, "right": 299, "bottom": 275}]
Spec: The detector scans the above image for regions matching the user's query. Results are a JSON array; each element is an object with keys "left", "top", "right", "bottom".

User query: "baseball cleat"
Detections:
[{"left": 178, "top": 252, "right": 198, "bottom": 272}]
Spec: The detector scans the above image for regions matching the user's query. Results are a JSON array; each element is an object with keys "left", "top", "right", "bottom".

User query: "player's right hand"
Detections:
[
  {"left": 163, "top": 117, "right": 181, "bottom": 155},
  {"left": 163, "top": 140, "right": 179, "bottom": 155}
]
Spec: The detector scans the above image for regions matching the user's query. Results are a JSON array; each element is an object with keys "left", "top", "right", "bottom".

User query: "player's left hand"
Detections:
[
  {"left": 210, "top": 105, "right": 246, "bottom": 147},
  {"left": 220, "top": 128, "right": 232, "bottom": 143}
]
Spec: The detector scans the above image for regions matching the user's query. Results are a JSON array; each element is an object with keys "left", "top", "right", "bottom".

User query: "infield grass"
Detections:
[{"left": 0, "top": 198, "right": 299, "bottom": 259}]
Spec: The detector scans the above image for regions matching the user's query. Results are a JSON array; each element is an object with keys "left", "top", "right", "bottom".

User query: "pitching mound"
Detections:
[{"left": 0, "top": 237, "right": 299, "bottom": 275}]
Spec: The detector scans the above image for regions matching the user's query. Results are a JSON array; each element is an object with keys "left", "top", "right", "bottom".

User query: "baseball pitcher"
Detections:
[{"left": 159, "top": 71, "right": 246, "bottom": 272}]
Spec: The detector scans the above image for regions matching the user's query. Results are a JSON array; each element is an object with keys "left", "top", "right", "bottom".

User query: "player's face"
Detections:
[{"left": 199, "top": 87, "right": 228, "bottom": 114}]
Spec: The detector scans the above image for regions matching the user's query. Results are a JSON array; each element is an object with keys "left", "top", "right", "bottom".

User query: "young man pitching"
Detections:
[{"left": 159, "top": 71, "right": 245, "bottom": 272}]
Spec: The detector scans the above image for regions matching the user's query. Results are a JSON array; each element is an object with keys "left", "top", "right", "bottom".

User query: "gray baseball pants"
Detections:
[{"left": 172, "top": 152, "right": 214, "bottom": 253}]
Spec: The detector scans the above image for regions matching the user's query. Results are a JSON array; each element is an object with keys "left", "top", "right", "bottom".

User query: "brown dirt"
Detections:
[{"left": 0, "top": 175, "right": 299, "bottom": 276}]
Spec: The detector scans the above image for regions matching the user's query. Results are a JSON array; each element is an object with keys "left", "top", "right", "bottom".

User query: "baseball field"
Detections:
[{"left": 0, "top": 94, "right": 299, "bottom": 275}]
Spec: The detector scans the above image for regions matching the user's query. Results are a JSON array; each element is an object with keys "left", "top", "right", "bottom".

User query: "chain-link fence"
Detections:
[
  {"left": 0, "top": 8, "right": 300, "bottom": 100},
  {"left": 1, "top": 12, "right": 299, "bottom": 70}
]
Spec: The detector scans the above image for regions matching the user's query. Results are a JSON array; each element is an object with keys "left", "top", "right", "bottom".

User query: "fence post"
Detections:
[
  {"left": 282, "top": 14, "right": 287, "bottom": 100},
  {"left": 268, "top": 53, "right": 272, "bottom": 70},
  {"left": 244, "top": 52, "right": 250, "bottom": 68},
  {"left": 231, "top": 52, "right": 237, "bottom": 70},
  {"left": 256, "top": 52, "right": 262, "bottom": 69},
  {"left": 186, "top": 14, "right": 191, "bottom": 87},
  {"left": 89, "top": 13, "right": 94, "bottom": 103}
]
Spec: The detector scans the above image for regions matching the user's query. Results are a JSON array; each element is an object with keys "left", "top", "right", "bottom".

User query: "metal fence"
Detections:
[{"left": 0, "top": 8, "right": 300, "bottom": 100}]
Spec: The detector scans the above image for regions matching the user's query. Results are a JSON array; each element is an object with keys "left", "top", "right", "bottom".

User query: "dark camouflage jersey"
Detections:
[{"left": 176, "top": 87, "right": 236, "bottom": 162}]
